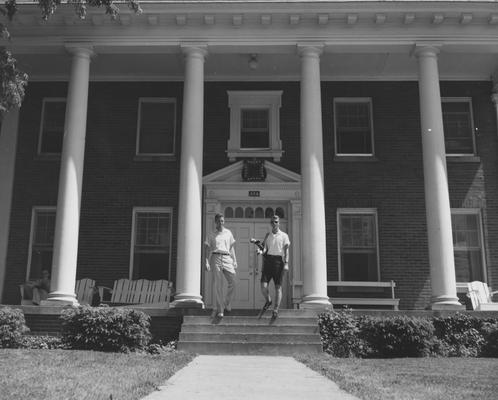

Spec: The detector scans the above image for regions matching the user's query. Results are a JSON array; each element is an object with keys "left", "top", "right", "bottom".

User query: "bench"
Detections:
[
  {"left": 327, "top": 280, "right": 400, "bottom": 310},
  {"left": 98, "top": 279, "right": 173, "bottom": 308},
  {"left": 20, "top": 278, "right": 96, "bottom": 305}
]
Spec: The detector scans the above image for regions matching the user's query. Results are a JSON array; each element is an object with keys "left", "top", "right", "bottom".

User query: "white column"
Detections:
[
  {"left": 172, "top": 45, "right": 207, "bottom": 308},
  {"left": 0, "top": 108, "right": 20, "bottom": 302},
  {"left": 298, "top": 45, "right": 331, "bottom": 309},
  {"left": 413, "top": 44, "right": 463, "bottom": 310},
  {"left": 45, "top": 45, "right": 93, "bottom": 305}
]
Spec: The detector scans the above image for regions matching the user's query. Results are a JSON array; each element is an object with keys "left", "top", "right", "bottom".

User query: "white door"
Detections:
[{"left": 225, "top": 220, "right": 288, "bottom": 309}]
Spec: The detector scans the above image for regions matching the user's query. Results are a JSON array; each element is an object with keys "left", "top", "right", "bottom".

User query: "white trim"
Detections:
[
  {"left": 441, "top": 96, "right": 476, "bottom": 156},
  {"left": 227, "top": 91, "right": 283, "bottom": 161},
  {"left": 451, "top": 207, "right": 487, "bottom": 284},
  {"left": 37, "top": 98, "right": 66, "bottom": 156},
  {"left": 336, "top": 208, "right": 380, "bottom": 281},
  {"left": 333, "top": 97, "right": 375, "bottom": 157},
  {"left": 26, "top": 206, "right": 56, "bottom": 281},
  {"left": 129, "top": 207, "right": 174, "bottom": 281},
  {"left": 23, "top": 75, "right": 497, "bottom": 83},
  {"left": 136, "top": 97, "right": 177, "bottom": 157}
]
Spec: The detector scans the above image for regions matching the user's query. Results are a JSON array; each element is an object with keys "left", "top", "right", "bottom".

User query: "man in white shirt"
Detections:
[
  {"left": 205, "top": 213, "right": 237, "bottom": 319},
  {"left": 258, "top": 214, "right": 290, "bottom": 319}
]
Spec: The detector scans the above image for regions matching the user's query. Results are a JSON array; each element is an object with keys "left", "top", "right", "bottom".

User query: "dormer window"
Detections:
[{"left": 227, "top": 91, "right": 283, "bottom": 161}]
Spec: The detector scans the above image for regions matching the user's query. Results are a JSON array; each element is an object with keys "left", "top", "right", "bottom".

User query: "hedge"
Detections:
[
  {"left": 60, "top": 305, "right": 152, "bottom": 352},
  {"left": 0, "top": 307, "right": 30, "bottom": 348},
  {"left": 318, "top": 310, "right": 498, "bottom": 358}
]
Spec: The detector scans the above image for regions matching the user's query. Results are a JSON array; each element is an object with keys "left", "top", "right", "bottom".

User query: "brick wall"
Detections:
[{"left": 3, "top": 80, "right": 498, "bottom": 310}]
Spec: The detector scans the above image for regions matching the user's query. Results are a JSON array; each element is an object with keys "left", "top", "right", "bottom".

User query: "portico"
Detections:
[{"left": 2, "top": 2, "right": 498, "bottom": 310}]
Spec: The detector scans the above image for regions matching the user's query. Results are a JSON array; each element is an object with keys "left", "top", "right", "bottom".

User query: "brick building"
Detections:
[{"left": 1, "top": 1, "right": 498, "bottom": 310}]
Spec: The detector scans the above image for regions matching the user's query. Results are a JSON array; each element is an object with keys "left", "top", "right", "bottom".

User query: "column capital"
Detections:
[
  {"left": 297, "top": 43, "right": 324, "bottom": 58},
  {"left": 180, "top": 44, "right": 208, "bottom": 60},
  {"left": 64, "top": 43, "right": 95, "bottom": 59},
  {"left": 411, "top": 43, "right": 442, "bottom": 58}
]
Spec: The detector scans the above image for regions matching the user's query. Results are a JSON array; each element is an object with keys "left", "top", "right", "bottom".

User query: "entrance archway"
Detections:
[{"left": 203, "top": 161, "right": 302, "bottom": 310}]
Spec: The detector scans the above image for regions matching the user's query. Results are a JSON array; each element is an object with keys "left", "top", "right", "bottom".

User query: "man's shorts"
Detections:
[{"left": 261, "top": 255, "right": 285, "bottom": 285}]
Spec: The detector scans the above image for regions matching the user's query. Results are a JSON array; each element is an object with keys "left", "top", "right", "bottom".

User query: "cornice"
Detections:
[{"left": 9, "top": 2, "right": 498, "bottom": 30}]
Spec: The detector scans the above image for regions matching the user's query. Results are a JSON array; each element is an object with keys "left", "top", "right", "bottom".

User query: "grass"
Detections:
[
  {"left": 297, "top": 353, "right": 498, "bottom": 400},
  {"left": 0, "top": 349, "right": 194, "bottom": 400}
]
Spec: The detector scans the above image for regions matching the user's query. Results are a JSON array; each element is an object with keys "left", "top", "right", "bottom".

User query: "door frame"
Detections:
[{"left": 202, "top": 161, "right": 303, "bottom": 309}]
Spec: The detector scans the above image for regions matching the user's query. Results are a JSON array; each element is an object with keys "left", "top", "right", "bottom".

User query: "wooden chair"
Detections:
[
  {"left": 75, "top": 278, "right": 96, "bottom": 305},
  {"left": 467, "top": 281, "right": 498, "bottom": 311},
  {"left": 19, "top": 278, "right": 96, "bottom": 305},
  {"left": 98, "top": 279, "right": 173, "bottom": 308}
]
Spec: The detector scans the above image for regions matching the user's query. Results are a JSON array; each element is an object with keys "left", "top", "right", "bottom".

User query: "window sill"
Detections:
[
  {"left": 227, "top": 149, "right": 283, "bottom": 162},
  {"left": 134, "top": 155, "right": 177, "bottom": 162},
  {"left": 446, "top": 155, "right": 481, "bottom": 163},
  {"left": 334, "top": 155, "right": 378, "bottom": 162}
]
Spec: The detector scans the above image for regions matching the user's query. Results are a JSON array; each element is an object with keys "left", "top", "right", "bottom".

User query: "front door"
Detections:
[{"left": 225, "top": 219, "right": 288, "bottom": 309}]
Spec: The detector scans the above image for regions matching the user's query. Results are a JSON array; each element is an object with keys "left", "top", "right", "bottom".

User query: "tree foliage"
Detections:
[{"left": 0, "top": 0, "right": 142, "bottom": 117}]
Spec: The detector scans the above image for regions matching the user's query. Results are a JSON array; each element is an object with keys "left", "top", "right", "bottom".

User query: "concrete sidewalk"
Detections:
[{"left": 142, "top": 355, "right": 360, "bottom": 400}]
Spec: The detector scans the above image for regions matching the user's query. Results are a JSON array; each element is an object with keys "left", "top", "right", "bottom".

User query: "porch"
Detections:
[{"left": 6, "top": 305, "right": 498, "bottom": 343}]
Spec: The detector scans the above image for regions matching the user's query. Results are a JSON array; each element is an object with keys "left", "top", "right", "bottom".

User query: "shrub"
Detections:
[
  {"left": 481, "top": 322, "right": 498, "bottom": 357},
  {"left": 20, "top": 335, "right": 65, "bottom": 349},
  {"left": 432, "top": 313, "right": 486, "bottom": 357},
  {"left": 146, "top": 340, "right": 178, "bottom": 355},
  {"left": 318, "top": 310, "right": 369, "bottom": 357},
  {"left": 360, "top": 315, "right": 434, "bottom": 358},
  {"left": 0, "top": 307, "right": 29, "bottom": 348},
  {"left": 60, "top": 305, "right": 152, "bottom": 352}
]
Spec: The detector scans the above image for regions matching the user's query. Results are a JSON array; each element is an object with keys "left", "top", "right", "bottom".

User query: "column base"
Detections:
[
  {"left": 170, "top": 294, "right": 204, "bottom": 309},
  {"left": 431, "top": 295, "right": 465, "bottom": 310},
  {"left": 42, "top": 292, "right": 79, "bottom": 306},
  {"left": 300, "top": 294, "right": 333, "bottom": 311}
]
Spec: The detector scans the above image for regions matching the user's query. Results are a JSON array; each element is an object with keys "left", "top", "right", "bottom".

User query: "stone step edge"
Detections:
[
  {"left": 180, "top": 331, "right": 320, "bottom": 336},
  {"left": 181, "top": 322, "right": 319, "bottom": 327},
  {"left": 179, "top": 340, "right": 323, "bottom": 345}
]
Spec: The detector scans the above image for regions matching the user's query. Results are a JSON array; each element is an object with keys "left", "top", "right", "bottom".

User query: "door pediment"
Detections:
[{"left": 203, "top": 160, "right": 301, "bottom": 184}]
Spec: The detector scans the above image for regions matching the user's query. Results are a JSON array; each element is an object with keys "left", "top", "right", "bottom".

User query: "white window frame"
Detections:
[
  {"left": 37, "top": 98, "right": 66, "bottom": 155},
  {"left": 26, "top": 206, "right": 56, "bottom": 281},
  {"left": 129, "top": 207, "right": 174, "bottom": 280},
  {"left": 333, "top": 97, "right": 375, "bottom": 157},
  {"left": 441, "top": 97, "right": 476, "bottom": 157},
  {"left": 135, "top": 97, "right": 177, "bottom": 157},
  {"left": 227, "top": 91, "right": 283, "bottom": 161},
  {"left": 451, "top": 208, "right": 487, "bottom": 284},
  {"left": 337, "top": 208, "right": 380, "bottom": 281}
]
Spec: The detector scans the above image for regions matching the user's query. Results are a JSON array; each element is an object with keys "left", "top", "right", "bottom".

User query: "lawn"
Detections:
[
  {"left": 297, "top": 353, "right": 498, "bottom": 400},
  {"left": 0, "top": 349, "right": 194, "bottom": 400}
]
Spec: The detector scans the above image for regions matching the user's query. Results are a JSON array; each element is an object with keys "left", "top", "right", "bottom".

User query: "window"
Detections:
[
  {"left": 227, "top": 91, "right": 283, "bottom": 161},
  {"left": 442, "top": 98, "right": 475, "bottom": 155},
  {"left": 338, "top": 209, "right": 379, "bottom": 281},
  {"left": 38, "top": 98, "right": 66, "bottom": 154},
  {"left": 136, "top": 98, "right": 176, "bottom": 156},
  {"left": 451, "top": 209, "right": 485, "bottom": 282},
  {"left": 27, "top": 207, "right": 56, "bottom": 280},
  {"left": 223, "top": 205, "right": 285, "bottom": 220},
  {"left": 131, "top": 208, "right": 173, "bottom": 281},
  {"left": 241, "top": 109, "right": 270, "bottom": 149},
  {"left": 334, "top": 98, "right": 374, "bottom": 156}
]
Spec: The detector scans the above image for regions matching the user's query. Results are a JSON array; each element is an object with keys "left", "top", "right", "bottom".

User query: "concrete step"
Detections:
[
  {"left": 182, "top": 315, "right": 318, "bottom": 325},
  {"left": 177, "top": 341, "right": 323, "bottom": 355},
  {"left": 180, "top": 323, "right": 319, "bottom": 334},
  {"left": 178, "top": 312, "right": 323, "bottom": 355},
  {"left": 179, "top": 332, "right": 321, "bottom": 343},
  {"left": 199, "top": 309, "right": 320, "bottom": 317}
]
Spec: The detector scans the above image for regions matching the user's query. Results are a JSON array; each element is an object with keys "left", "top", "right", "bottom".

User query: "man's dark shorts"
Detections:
[{"left": 261, "top": 255, "right": 285, "bottom": 285}]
